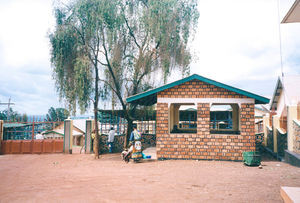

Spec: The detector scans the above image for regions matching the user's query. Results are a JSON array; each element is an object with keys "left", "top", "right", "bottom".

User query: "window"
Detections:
[
  {"left": 169, "top": 103, "right": 197, "bottom": 134},
  {"left": 210, "top": 104, "right": 240, "bottom": 134}
]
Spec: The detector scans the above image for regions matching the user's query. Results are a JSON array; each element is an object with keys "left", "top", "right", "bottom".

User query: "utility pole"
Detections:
[{"left": 0, "top": 98, "right": 15, "bottom": 120}]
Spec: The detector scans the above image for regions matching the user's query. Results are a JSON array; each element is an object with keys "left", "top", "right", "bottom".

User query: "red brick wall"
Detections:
[
  {"left": 158, "top": 80, "right": 247, "bottom": 99},
  {"left": 156, "top": 80, "right": 256, "bottom": 161}
]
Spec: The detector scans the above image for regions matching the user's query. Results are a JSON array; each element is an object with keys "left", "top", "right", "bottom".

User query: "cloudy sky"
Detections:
[{"left": 0, "top": 0, "right": 299, "bottom": 115}]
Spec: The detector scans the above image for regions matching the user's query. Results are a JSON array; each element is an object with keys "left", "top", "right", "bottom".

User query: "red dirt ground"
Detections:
[{"left": 0, "top": 153, "right": 299, "bottom": 202}]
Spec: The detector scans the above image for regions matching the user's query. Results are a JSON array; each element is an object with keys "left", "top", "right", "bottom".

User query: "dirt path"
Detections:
[{"left": 0, "top": 153, "right": 299, "bottom": 202}]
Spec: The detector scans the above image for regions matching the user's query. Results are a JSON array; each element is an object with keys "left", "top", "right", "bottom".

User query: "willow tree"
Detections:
[
  {"left": 99, "top": 0, "right": 199, "bottom": 147},
  {"left": 49, "top": 0, "right": 199, "bottom": 151},
  {"left": 49, "top": 0, "right": 121, "bottom": 158}
]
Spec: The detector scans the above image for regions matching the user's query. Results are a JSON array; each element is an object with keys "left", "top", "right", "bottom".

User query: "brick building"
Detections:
[{"left": 127, "top": 74, "right": 269, "bottom": 161}]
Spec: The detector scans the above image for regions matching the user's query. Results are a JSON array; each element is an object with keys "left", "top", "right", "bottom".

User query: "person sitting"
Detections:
[{"left": 122, "top": 126, "right": 142, "bottom": 162}]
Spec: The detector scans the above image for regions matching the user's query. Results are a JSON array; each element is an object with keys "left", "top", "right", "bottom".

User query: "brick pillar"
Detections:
[
  {"left": 85, "top": 119, "right": 94, "bottom": 153},
  {"left": 240, "top": 103, "right": 255, "bottom": 152},
  {"left": 0, "top": 120, "right": 3, "bottom": 154},
  {"left": 156, "top": 103, "right": 169, "bottom": 159},
  {"left": 64, "top": 119, "right": 73, "bottom": 154},
  {"left": 197, "top": 103, "right": 210, "bottom": 136}
]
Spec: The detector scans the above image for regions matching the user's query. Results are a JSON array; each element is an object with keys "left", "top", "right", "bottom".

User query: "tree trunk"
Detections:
[
  {"left": 124, "top": 117, "right": 133, "bottom": 149},
  {"left": 94, "top": 62, "right": 100, "bottom": 159},
  {"left": 94, "top": 101, "right": 99, "bottom": 159}
]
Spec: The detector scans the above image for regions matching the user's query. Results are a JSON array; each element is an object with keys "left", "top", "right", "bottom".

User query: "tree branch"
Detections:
[
  {"left": 96, "top": 59, "right": 108, "bottom": 66},
  {"left": 101, "top": 28, "right": 127, "bottom": 111},
  {"left": 98, "top": 78, "right": 118, "bottom": 95},
  {"left": 123, "top": 14, "right": 140, "bottom": 49}
]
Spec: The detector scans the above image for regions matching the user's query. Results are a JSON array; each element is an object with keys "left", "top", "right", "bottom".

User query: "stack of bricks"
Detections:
[{"left": 156, "top": 80, "right": 256, "bottom": 161}]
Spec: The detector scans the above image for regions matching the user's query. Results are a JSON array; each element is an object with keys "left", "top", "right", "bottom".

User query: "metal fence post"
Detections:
[
  {"left": 31, "top": 120, "right": 35, "bottom": 140},
  {"left": 0, "top": 120, "right": 3, "bottom": 154}
]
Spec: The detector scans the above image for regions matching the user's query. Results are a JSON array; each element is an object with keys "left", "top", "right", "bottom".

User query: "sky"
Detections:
[{"left": 0, "top": 0, "right": 299, "bottom": 115}]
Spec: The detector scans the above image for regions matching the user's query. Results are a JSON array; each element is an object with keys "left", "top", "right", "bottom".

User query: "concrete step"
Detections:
[{"left": 281, "top": 186, "right": 300, "bottom": 203}]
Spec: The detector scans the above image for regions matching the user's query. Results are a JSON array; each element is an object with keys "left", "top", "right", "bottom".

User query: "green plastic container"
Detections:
[{"left": 242, "top": 151, "right": 261, "bottom": 166}]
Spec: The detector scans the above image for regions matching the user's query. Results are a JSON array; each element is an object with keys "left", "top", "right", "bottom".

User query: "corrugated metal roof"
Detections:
[
  {"left": 3, "top": 123, "right": 30, "bottom": 128},
  {"left": 126, "top": 74, "right": 269, "bottom": 106}
]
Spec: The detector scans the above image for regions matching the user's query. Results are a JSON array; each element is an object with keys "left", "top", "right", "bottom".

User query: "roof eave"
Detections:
[
  {"left": 269, "top": 77, "right": 282, "bottom": 110},
  {"left": 126, "top": 74, "right": 270, "bottom": 105}
]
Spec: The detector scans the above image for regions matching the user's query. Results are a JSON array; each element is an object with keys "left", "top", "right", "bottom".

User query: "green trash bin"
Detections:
[{"left": 242, "top": 151, "right": 261, "bottom": 166}]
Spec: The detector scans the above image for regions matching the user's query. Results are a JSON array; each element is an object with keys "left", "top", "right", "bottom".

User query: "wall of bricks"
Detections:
[
  {"left": 156, "top": 80, "right": 256, "bottom": 161},
  {"left": 293, "top": 121, "right": 300, "bottom": 154},
  {"left": 157, "top": 80, "right": 247, "bottom": 99}
]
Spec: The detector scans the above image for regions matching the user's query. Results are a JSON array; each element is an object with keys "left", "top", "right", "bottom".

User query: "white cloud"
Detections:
[
  {"left": 189, "top": 0, "right": 300, "bottom": 92},
  {"left": 0, "top": 0, "right": 300, "bottom": 115},
  {"left": 0, "top": 0, "right": 55, "bottom": 68}
]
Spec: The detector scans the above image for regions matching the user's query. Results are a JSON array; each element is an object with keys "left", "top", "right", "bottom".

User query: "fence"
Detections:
[
  {"left": 134, "top": 120, "right": 156, "bottom": 135},
  {"left": 255, "top": 120, "right": 263, "bottom": 134},
  {"left": 1, "top": 140, "right": 63, "bottom": 154},
  {"left": 267, "top": 127, "right": 273, "bottom": 152},
  {"left": 280, "top": 115, "right": 287, "bottom": 131},
  {"left": 98, "top": 111, "right": 128, "bottom": 135},
  {"left": 3, "top": 121, "right": 60, "bottom": 140},
  {"left": 1, "top": 120, "right": 63, "bottom": 154},
  {"left": 97, "top": 110, "right": 156, "bottom": 135},
  {"left": 96, "top": 133, "right": 156, "bottom": 153},
  {"left": 277, "top": 129, "right": 287, "bottom": 158}
]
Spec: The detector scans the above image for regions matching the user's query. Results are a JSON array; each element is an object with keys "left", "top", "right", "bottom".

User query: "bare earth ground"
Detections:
[{"left": 0, "top": 151, "right": 300, "bottom": 203}]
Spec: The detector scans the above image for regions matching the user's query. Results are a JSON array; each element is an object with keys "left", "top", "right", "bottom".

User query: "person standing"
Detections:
[
  {"left": 91, "top": 130, "right": 96, "bottom": 153},
  {"left": 108, "top": 127, "right": 115, "bottom": 153}
]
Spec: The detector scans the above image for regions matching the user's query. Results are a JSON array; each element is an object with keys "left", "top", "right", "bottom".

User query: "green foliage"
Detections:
[
  {"left": 49, "top": 0, "right": 199, "bottom": 148},
  {"left": 117, "top": 0, "right": 199, "bottom": 85},
  {"left": 50, "top": 0, "right": 198, "bottom": 112},
  {"left": 0, "top": 111, "right": 7, "bottom": 120},
  {"left": 0, "top": 108, "right": 28, "bottom": 122},
  {"left": 45, "top": 107, "right": 70, "bottom": 122}
]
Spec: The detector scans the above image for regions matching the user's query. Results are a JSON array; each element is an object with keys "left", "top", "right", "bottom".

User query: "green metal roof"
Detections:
[
  {"left": 43, "top": 130, "right": 64, "bottom": 136},
  {"left": 126, "top": 74, "right": 270, "bottom": 105},
  {"left": 3, "top": 123, "right": 30, "bottom": 128}
]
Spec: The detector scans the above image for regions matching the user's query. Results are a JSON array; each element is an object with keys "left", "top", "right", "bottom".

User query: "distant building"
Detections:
[
  {"left": 43, "top": 119, "right": 86, "bottom": 146},
  {"left": 262, "top": 75, "right": 300, "bottom": 166}
]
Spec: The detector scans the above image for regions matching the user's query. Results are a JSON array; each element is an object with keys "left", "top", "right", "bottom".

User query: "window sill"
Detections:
[{"left": 209, "top": 130, "right": 240, "bottom": 135}]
